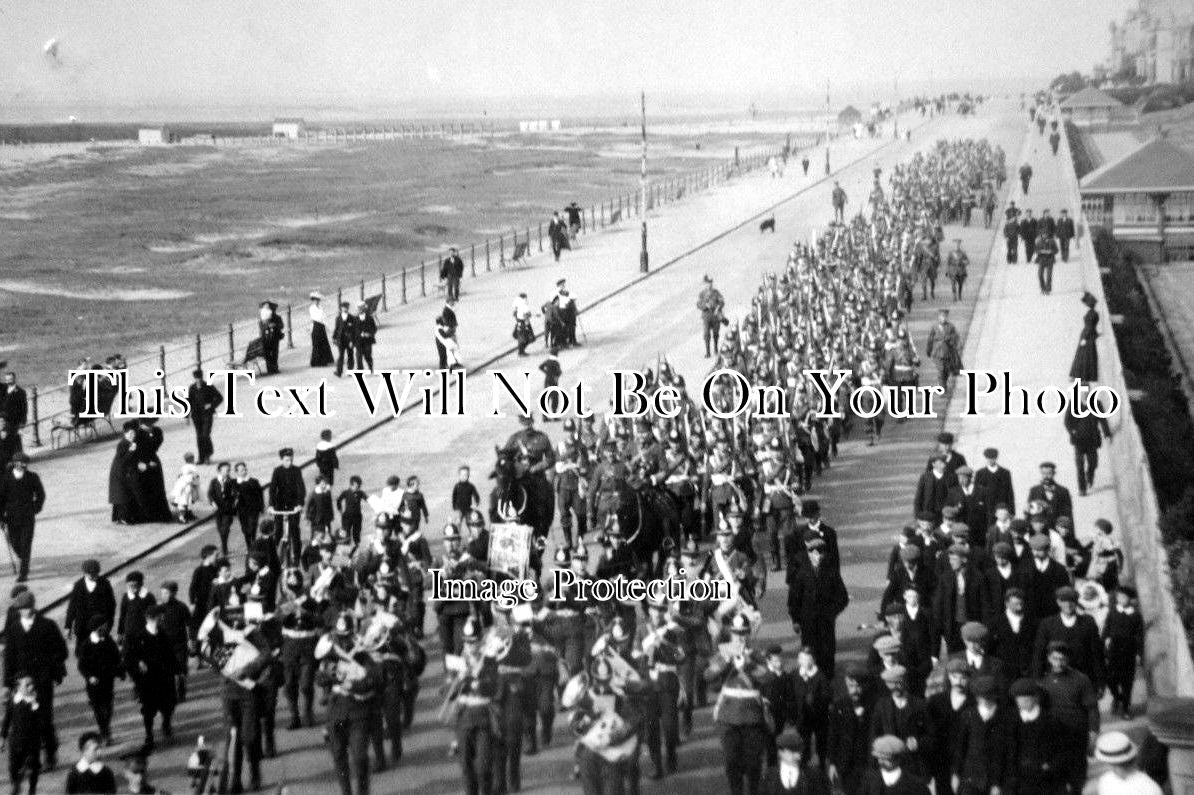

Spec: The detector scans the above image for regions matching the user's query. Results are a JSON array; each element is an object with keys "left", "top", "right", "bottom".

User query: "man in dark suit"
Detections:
[
  {"left": 233, "top": 462, "right": 263, "bottom": 550},
  {"left": 63, "top": 558, "right": 116, "bottom": 649},
  {"left": 786, "top": 500, "right": 841, "bottom": 580},
  {"left": 1018, "top": 533, "right": 1071, "bottom": 622},
  {"left": 986, "top": 541, "right": 1026, "bottom": 607},
  {"left": 946, "top": 466, "right": 991, "bottom": 548},
  {"left": 948, "top": 622, "right": 1005, "bottom": 693},
  {"left": 1034, "top": 229, "right": 1059, "bottom": 295},
  {"left": 0, "top": 372, "right": 28, "bottom": 437},
  {"left": 1003, "top": 216, "right": 1020, "bottom": 263},
  {"left": 208, "top": 462, "right": 238, "bottom": 556},
  {"left": 1018, "top": 209, "right": 1039, "bottom": 262},
  {"left": 1031, "top": 586, "right": 1104, "bottom": 689},
  {"left": 1026, "top": 462, "right": 1073, "bottom": 522},
  {"left": 257, "top": 301, "right": 284, "bottom": 375},
  {"left": 932, "top": 545, "right": 991, "bottom": 654},
  {"left": 926, "top": 659, "right": 971, "bottom": 795},
  {"left": 881, "top": 546, "right": 935, "bottom": 616},
  {"left": 3, "top": 591, "right": 67, "bottom": 767},
  {"left": 973, "top": 448, "right": 1014, "bottom": 515},
  {"left": 186, "top": 370, "right": 223, "bottom": 465},
  {"left": 439, "top": 247, "right": 465, "bottom": 301},
  {"left": 914, "top": 456, "right": 952, "bottom": 524},
  {"left": 953, "top": 676, "right": 1011, "bottom": 794},
  {"left": 924, "top": 432, "right": 967, "bottom": 479},
  {"left": 268, "top": 448, "right": 306, "bottom": 566},
  {"left": 787, "top": 539, "right": 849, "bottom": 675},
  {"left": 331, "top": 302, "right": 356, "bottom": 377},
  {"left": 990, "top": 587, "right": 1035, "bottom": 680},
  {"left": 0, "top": 454, "right": 45, "bottom": 583},
  {"left": 1064, "top": 396, "right": 1112, "bottom": 497},
  {"left": 352, "top": 303, "right": 377, "bottom": 372},
  {"left": 1038, "top": 209, "right": 1057, "bottom": 240},
  {"left": 1056, "top": 209, "right": 1076, "bottom": 262},
  {"left": 761, "top": 729, "right": 832, "bottom": 794}
]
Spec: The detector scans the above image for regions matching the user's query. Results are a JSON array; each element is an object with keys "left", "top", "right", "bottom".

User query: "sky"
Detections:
[{"left": 1, "top": 0, "right": 1136, "bottom": 119}]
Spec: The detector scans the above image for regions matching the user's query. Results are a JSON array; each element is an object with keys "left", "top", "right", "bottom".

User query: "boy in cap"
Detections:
[
  {"left": 156, "top": 581, "right": 192, "bottom": 702},
  {"left": 2, "top": 671, "right": 43, "bottom": 795},
  {"left": 870, "top": 666, "right": 931, "bottom": 781},
  {"left": 117, "top": 572, "right": 155, "bottom": 649},
  {"left": 950, "top": 621, "right": 1005, "bottom": 692},
  {"left": 953, "top": 675, "right": 1009, "bottom": 793},
  {"left": 0, "top": 452, "right": 45, "bottom": 583},
  {"left": 335, "top": 475, "right": 367, "bottom": 545},
  {"left": 1102, "top": 584, "right": 1143, "bottom": 720},
  {"left": 861, "top": 735, "right": 931, "bottom": 793},
  {"left": 64, "top": 559, "right": 116, "bottom": 652},
  {"left": 268, "top": 448, "right": 306, "bottom": 566},
  {"left": 927, "top": 657, "right": 971, "bottom": 795},
  {"left": 1005, "top": 678, "right": 1064, "bottom": 794},
  {"left": 76, "top": 615, "right": 123, "bottom": 743},
  {"left": 761, "top": 729, "right": 832, "bottom": 794},
  {"left": 352, "top": 300, "right": 377, "bottom": 372},
  {"left": 1039, "top": 640, "right": 1099, "bottom": 793},
  {"left": 123, "top": 604, "right": 179, "bottom": 750}
]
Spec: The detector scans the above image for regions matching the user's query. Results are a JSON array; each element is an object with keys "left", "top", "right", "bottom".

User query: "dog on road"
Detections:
[{"left": 759, "top": 216, "right": 776, "bottom": 233}]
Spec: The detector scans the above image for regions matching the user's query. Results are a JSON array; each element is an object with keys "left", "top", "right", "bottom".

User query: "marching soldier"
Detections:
[
  {"left": 705, "top": 613, "right": 776, "bottom": 795},
  {"left": 447, "top": 616, "right": 499, "bottom": 795},
  {"left": 944, "top": 241, "right": 968, "bottom": 301},
  {"left": 758, "top": 441, "right": 797, "bottom": 572},
  {"left": 587, "top": 442, "right": 628, "bottom": 535},
  {"left": 568, "top": 656, "right": 644, "bottom": 795},
  {"left": 278, "top": 570, "right": 321, "bottom": 730},
  {"left": 697, "top": 275, "right": 727, "bottom": 358},
  {"left": 492, "top": 605, "right": 533, "bottom": 795},
  {"left": 640, "top": 598, "right": 685, "bottom": 777},
  {"left": 319, "top": 622, "right": 383, "bottom": 795}
]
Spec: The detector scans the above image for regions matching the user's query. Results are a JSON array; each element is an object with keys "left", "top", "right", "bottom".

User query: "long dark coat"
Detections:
[{"left": 1068, "top": 308, "right": 1099, "bottom": 381}]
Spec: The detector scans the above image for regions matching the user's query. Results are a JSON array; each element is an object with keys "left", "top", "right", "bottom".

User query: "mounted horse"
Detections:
[{"left": 491, "top": 445, "right": 555, "bottom": 575}]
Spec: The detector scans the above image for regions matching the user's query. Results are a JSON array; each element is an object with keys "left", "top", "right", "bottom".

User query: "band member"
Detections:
[{"left": 705, "top": 613, "right": 776, "bottom": 795}]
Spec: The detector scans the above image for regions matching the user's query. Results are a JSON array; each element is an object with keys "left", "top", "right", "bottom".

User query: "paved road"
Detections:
[{"left": 20, "top": 106, "right": 1040, "bottom": 794}]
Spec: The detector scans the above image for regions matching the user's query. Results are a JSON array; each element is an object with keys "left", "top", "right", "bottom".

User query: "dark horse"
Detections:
[
  {"left": 605, "top": 480, "right": 683, "bottom": 576},
  {"left": 491, "top": 446, "right": 555, "bottom": 576}
]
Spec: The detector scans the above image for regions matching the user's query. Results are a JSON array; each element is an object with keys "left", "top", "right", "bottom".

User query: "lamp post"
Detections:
[
  {"left": 893, "top": 75, "right": 900, "bottom": 140},
  {"left": 824, "top": 79, "right": 832, "bottom": 175},
  {"left": 640, "top": 90, "right": 649, "bottom": 273}
]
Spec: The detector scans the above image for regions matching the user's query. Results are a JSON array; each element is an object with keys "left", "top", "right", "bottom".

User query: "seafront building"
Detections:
[{"left": 1105, "top": 0, "right": 1194, "bottom": 84}]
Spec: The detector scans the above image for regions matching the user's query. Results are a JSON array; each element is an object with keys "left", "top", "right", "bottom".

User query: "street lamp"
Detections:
[
  {"left": 640, "top": 90, "right": 649, "bottom": 273},
  {"left": 824, "top": 79, "right": 832, "bottom": 175}
]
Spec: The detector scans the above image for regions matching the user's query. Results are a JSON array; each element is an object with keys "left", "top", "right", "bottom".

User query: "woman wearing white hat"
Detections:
[
  {"left": 1093, "top": 730, "right": 1161, "bottom": 794},
  {"left": 308, "top": 292, "right": 335, "bottom": 368}
]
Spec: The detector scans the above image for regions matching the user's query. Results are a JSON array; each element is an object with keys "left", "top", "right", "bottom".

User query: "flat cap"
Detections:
[
  {"left": 956, "top": 465, "right": 974, "bottom": 477},
  {"left": 916, "top": 511, "right": 936, "bottom": 522},
  {"left": 947, "top": 543, "right": 970, "bottom": 558},
  {"left": 992, "top": 541, "right": 1013, "bottom": 558},
  {"left": 1009, "top": 678, "right": 1042, "bottom": 698},
  {"left": 945, "top": 657, "right": 970, "bottom": 675},
  {"left": 960, "top": 621, "right": 989, "bottom": 643},
  {"left": 1055, "top": 585, "right": 1078, "bottom": 603},
  {"left": 879, "top": 665, "right": 907, "bottom": 683},
  {"left": 1094, "top": 518, "right": 1113, "bottom": 533},
  {"left": 81, "top": 559, "right": 101, "bottom": 576},
  {"left": 942, "top": 505, "right": 960, "bottom": 519},
  {"left": 1028, "top": 533, "right": 1052, "bottom": 551},
  {"left": 844, "top": 661, "right": 871, "bottom": 681},
  {"left": 1046, "top": 640, "right": 1071, "bottom": 655},
  {"left": 899, "top": 545, "right": 921, "bottom": 562},
  {"left": 883, "top": 602, "right": 906, "bottom": 617},
  {"left": 937, "top": 432, "right": 954, "bottom": 444},
  {"left": 982, "top": 447, "right": 998, "bottom": 459},
  {"left": 1009, "top": 518, "right": 1031, "bottom": 533},
  {"left": 775, "top": 729, "right": 805, "bottom": 752},
  {"left": 872, "top": 735, "right": 905, "bottom": 759},
  {"left": 11, "top": 592, "right": 34, "bottom": 610}
]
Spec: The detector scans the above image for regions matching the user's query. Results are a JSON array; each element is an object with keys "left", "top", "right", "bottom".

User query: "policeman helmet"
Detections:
[
  {"left": 442, "top": 523, "right": 461, "bottom": 541},
  {"left": 610, "top": 618, "right": 630, "bottom": 642},
  {"left": 462, "top": 616, "right": 482, "bottom": 643},
  {"left": 554, "top": 546, "right": 571, "bottom": 566},
  {"left": 334, "top": 611, "right": 357, "bottom": 636},
  {"left": 466, "top": 510, "right": 486, "bottom": 529},
  {"left": 730, "top": 612, "right": 751, "bottom": 635},
  {"left": 562, "top": 419, "right": 577, "bottom": 432},
  {"left": 572, "top": 543, "right": 589, "bottom": 561}
]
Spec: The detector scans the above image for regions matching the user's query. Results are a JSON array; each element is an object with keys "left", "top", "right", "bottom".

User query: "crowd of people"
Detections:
[{"left": 0, "top": 113, "right": 1164, "bottom": 795}]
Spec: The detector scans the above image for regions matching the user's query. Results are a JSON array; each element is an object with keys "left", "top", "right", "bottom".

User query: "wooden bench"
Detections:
[
  {"left": 502, "top": 241, "right": 530, "bottom": 269},
  {"left": 232, "top": 337, "right": 265, "bottom": 375}
]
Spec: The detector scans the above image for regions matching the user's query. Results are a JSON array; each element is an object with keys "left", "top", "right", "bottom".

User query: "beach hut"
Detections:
[
  {"left": 137, "top": 127, "right": 170, "bottom": 145},
  {"left": 272, "top": 118, "right": 305, "bottom": 139}
]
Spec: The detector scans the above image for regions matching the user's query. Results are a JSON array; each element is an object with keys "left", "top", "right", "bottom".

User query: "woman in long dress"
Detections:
[
  {"left": 134, "top": 420, "right": 174, "bottom": 523},
  {"left": 109, "top": 421, "right": 140, "bottom": 524},
  {"left": 308, "top": 292, "right": 335, "bottom": 367},
  {"left": 1069, "top": 291, "right": 1100, "bottom": 382}
]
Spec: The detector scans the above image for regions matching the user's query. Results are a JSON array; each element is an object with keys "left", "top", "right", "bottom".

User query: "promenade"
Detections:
[{"left": 11, "top": 102, "right": 1163, "bottom": 793}]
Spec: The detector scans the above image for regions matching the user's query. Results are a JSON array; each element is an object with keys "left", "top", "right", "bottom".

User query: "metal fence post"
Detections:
[
  {"left": 499, "top": 236, "right": 505, "bottom": 267},
  {"left": 420, "top": 261, "right": 426, "bottom": 296},
  {"left": 538, "top": 223, "right": 543, "bottom": 252},
  {"left": 526, "top": 227, "right": 531, "bottom": 255},
  {"left": 228, "top": 324, "right": 235, "bottom": 364},
  {"left": 486, "top": 239, "right": 491, "bottom": 271},
  {"left": 381, "top": 274, "right": 388, "bottom": 311},
  {"left": 470, "top": 243, "right": 476, "bottom": 277},
  {"left": 337, "top": 288, "right": 343, "bottom": 308},
  {"left": 402, "top": 268, "right": 407, "bottom": 303},
  {"left": 195, "top": 334, "right": 202, "bottom": 369},
  {"left": 360, "top": 280, "right": 365, "bottom": 301},
  {"left": 29, "top": 387, "right": 40, "bottom": 447},
  {"left": 286, "top": 305, "right": 293, "bottom": 348},
  {"left": 159, "top": 346, "right": 167, "bottom": 389}
]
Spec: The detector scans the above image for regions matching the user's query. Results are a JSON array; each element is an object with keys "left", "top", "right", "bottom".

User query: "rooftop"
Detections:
[{"left": 1080, "top": 137, "right": 1194, "bottom": 193}]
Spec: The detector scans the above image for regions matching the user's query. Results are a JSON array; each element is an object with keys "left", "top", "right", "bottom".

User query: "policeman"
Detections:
[
  {"left": 554, "top": 439, "right": 588, "bottom": 548},
  {"left": 705, "top": 613, "right": 776, "bottom": 795},
  {"left": 434, "top": 524, "right": 474, "bottom": 657},
  {"left": 697, "top": 275, "right": 727, "bottom": 358},
  {"left": 278, "top": 570, "right": 321, "bottom": 730}
]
